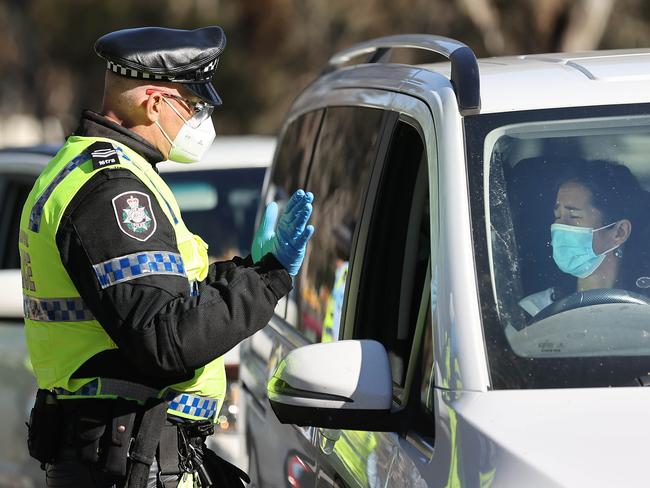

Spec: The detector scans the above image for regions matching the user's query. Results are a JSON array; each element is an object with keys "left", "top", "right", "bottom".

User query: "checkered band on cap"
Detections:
[
  {"left": 93, "top": 251, "right": 186, "bottom": 289},
  {"left": 106, "top": 58, "right": 219, "bottom": 82},
  {"left": 24, "top": 296, "right": 94, "bottom": 322},
  {"left": 29, "top": 152, "right": 89, "bottom": 232},
  {"left": 165, "top": 391, "right": 219, "bottom": 420}
]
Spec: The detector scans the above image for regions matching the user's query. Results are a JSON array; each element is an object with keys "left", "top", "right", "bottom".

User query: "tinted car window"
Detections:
[
  {"left": 162, "top": 168, "right": 266, "bottom": 260},
  {"left": 266, "top": 110, "right": 324, "bottom": 204},
  {"left": 0, "top": 175, "right": 37, "bottom": 269},
  {"left": 353, "top": 120, "right": 427, "bottom": 396},
  {"left": 266, "top": 110, "right": 324, "bottom": 320},
  {"left": 287, "top": 106, "right": 385, "bottom": 342}
]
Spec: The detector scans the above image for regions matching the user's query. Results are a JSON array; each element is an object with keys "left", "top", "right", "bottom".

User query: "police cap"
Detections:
[{"left": 94, "top": 26, "right": 226, "bottom": 106}]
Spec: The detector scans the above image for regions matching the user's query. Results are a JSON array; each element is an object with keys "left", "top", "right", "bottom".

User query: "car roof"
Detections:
[
  {"left": 0, "top": 146, "right": 57, "bottom": 176},
  {"left": 0, "top": 136, "right": 275, "bottom": 173},
  {"left": 419, "top": 49, "right": 650, "bottom": 114},
  {"left": 157, "top": 136, "right": 275, "bottom": 173}
]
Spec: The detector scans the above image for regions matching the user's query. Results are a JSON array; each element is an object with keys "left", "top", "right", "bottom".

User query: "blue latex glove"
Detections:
[{"left": 251, "top": 189, "right": 315, "bottom": 275}]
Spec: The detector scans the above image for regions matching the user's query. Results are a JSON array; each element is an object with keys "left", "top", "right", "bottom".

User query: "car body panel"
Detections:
[
  {"left": 0, "top": 270, "right": 24, "bottom": 319},
  {"left": 240, "top": 316, "right": 317, "bottom": 487},
  {"left": 425, "top": 49, "right": 650, "bottom": 113},
  {"left": 422, "top": 387, "right": 650, "bottom": 487}
]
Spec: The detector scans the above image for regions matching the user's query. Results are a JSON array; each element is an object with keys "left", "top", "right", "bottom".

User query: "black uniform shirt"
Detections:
[{"left": 57, "top": 111, "right": 291, "bottom": 388}]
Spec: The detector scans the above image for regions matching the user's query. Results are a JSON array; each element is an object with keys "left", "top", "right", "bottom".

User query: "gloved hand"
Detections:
[{"left": 251, "top": 189, "right": 315, "bottom": 276}]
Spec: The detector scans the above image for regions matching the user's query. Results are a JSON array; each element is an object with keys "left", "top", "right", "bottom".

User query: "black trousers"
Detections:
[{"left": 45, "top": 448, "right": 178, "bottom": 488}]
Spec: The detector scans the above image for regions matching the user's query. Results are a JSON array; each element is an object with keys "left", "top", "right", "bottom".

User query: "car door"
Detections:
[
  {"left": 312, "top": 94, "right": 438, "bottom": 488},
  {"left": 240, "top": 102, "right": 396, "bottom": 487},
  {"left": 239, "top": 109, "right": 324, "bottom": 488},
  {"left": 0, "top": 155, "right": 48, "bottom": 485}
]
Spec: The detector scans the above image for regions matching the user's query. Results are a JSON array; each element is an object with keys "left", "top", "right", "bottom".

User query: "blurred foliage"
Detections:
[{"left": 1, "top": 0, "right": 650, "bottom": 137}]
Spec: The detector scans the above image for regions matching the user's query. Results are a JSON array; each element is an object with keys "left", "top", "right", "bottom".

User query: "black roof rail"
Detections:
[{"left": 324, "top": 34, "right": 480, "bottom": 115}]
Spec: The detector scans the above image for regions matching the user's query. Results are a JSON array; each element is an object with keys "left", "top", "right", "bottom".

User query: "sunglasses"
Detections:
[{"left": 146, "top": 89, "right": 214, "bottom": 129}]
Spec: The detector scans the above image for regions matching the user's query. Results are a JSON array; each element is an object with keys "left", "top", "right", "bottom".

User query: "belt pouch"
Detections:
[
  {"left": 203, "top": 446, "right": 251, "bottom": 487},
  {"left": 27, "top": 389, "right": 62, "bottom": 466},
  {"left": 74, "top": 402, "right": 108, "bottom": 465},
  {"left": 101, "top": 398, "right": 138, "bottom": 477}
]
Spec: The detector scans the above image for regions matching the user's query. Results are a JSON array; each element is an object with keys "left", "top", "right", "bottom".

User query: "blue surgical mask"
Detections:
[{"left": 550, "top": 222, "right": 619, "bottom": 279}]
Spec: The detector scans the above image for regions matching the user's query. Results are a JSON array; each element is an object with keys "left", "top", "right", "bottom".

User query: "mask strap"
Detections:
[
  {"left": 154, "top": 97, "right": 191, "bottom": 146},
  {"left": 593, "top": 221, "right": 617, "bottom": 233},
  {"left": 600, "top": 243, "right": 621, "bottom": 256},
  {"left": 161, "top": 97, "right": 189, "bottom": 123},
  {"left": 594, "top": 221, "right": 621, "bottom": 256},
  {"left": 155, "top": 120, "right": 174, "bottom": 146}
]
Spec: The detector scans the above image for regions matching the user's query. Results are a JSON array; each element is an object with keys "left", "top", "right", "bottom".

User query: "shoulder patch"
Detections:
[
  {"left": 112, "top": 191, "right": 157, "bottom": 241},
  {"left": 89, "top": 141, "right": 120, "bottom": 170}
]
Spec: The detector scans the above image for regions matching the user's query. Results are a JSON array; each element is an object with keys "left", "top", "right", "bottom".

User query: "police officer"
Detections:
[{"left": 20, "top": 26, "right": 314, "bottom": 487}]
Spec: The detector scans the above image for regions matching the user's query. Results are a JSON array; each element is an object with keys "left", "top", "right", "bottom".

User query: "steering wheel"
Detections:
[{"left": 529, "top": 288, "right": 650, "bottom": 325}]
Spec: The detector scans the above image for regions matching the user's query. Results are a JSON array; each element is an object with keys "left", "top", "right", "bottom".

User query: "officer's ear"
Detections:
[{"left": 144, "top": 89, "right": 164, "bottom": 124}]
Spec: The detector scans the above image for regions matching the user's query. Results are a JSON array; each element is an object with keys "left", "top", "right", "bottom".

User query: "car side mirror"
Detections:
[{"left": 267, "top": 340, "right": 395, "bottom": 430}]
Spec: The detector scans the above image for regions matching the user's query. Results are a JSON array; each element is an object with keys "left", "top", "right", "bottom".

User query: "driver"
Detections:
[{"left": 520, "top": 159, "right": 649, "bottom": 317}]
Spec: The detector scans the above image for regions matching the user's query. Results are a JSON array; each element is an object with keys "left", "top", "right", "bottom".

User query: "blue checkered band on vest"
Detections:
[
  {"left": 54, "top": 380, "right": 100, "bottom": 397},
  {"left": 54, "top": 378, "right": 218, "bottom": 419},
  {"left": 24, "top": 296, "right": 94, "bottom": 322},
  {"left": 29, "top": 151, "right": 90, "bottom": 232},
  {"left": 93, "top": 251, "right": 185, "bottom": 289},
  {"left": 165, "top": 391, "right": 219, "bottom": 420}
]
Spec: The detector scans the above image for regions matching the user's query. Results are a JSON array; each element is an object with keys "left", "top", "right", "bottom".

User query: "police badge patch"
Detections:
[{"left": 111, "top": 191, "right": 157, "bottom": 241}]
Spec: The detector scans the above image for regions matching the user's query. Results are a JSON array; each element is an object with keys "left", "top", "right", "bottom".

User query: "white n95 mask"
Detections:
[{"left": 156, "top": 97, "right": 216, "bottom": 164}]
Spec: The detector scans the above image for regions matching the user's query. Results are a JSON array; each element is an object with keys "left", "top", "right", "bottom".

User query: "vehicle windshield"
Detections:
[
  {"left": 161, "top": 168, "right": 266, "bottom": 261},
  {"left": 465, "top": 103, "right": 650, "bottom": 389}
]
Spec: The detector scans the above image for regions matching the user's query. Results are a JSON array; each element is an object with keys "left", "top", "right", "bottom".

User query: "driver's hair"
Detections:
[{"left": 553, "top": 159, "right": 650, "bottom": 296}]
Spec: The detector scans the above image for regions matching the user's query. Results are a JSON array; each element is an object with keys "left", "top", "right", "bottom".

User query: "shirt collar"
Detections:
[{"left": 73, "top": 110, "right": 165, "bottom": 167}]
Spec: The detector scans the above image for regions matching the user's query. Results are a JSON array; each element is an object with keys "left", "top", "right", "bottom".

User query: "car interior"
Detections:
[{"left": 488, "top": 121, "right": 650, "bottom": 334}]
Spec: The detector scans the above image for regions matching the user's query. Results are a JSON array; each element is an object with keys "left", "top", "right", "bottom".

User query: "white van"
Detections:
[{"left": 240, "top": 35, "right": 650, "bottom": 487}]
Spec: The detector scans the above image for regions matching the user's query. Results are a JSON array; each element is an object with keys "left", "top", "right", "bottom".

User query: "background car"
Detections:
[
  {"left": 157, "top": 136, "right": 274, "bottom": 261},
  {"left": 0, "top": 146, "right": 55, "bottom": 487},
  {"left": 0, "top": 135, "right": 274, "bottom": 484}
]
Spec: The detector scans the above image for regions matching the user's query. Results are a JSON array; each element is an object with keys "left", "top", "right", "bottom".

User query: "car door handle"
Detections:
[{"left": 317, "top": 428, "right": 342, "bottom": 455}]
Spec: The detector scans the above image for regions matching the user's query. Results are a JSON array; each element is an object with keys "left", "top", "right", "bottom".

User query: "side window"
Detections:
[
  {"left": 0, "top": 175, "right": 34, "bottom": 269},
  {"left": 287, "top": 106, "right": 386, "bottom": 342},
  {"left": 266, "top": 110, "right": 324, "bottom": 319},
  {"left": 266, "top": 110, "right": 324, "bottom": 205},
  {"left": 353, "top": 120, "right": 430, "bottom": 405}
]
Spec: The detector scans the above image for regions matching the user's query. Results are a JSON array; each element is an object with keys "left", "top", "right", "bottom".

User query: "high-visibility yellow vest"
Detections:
[{"left": 19, "top": 135, "right": 226, "bottom": 421}]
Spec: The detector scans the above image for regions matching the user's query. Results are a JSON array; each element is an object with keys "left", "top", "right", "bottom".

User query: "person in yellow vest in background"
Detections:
[
  {"left": 20, "top": 26, "right": 314, "bottom": 488},
  {"left": 321, "top": 222, "right": 352, "bottom": 343}
]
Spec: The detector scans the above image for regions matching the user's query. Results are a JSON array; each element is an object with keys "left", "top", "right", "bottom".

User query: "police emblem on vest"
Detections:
[{"left": 112, "top": 191, "right": 157, "bottom": 241}]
